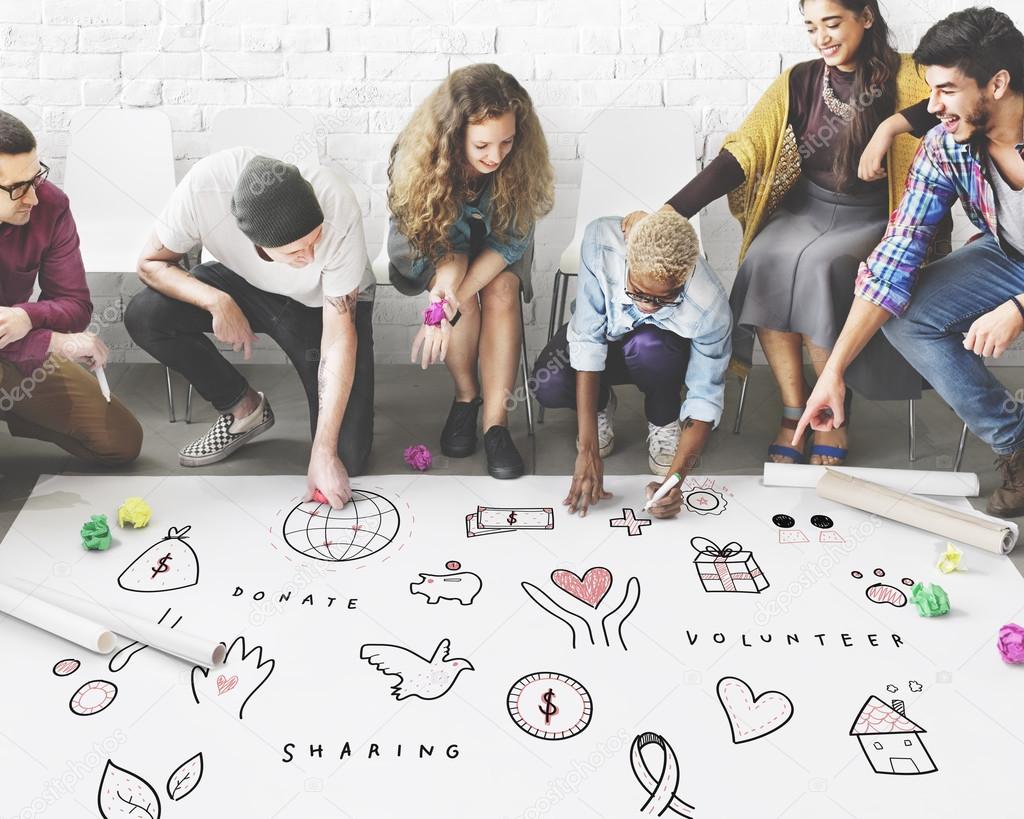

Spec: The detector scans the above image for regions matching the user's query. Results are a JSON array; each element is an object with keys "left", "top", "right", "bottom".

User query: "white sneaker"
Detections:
[
  {"left": 577, "top": 388, "right": 616, "bottom": 458},
  {"left": 647, "top": 420, "right": 679, "bottom": 476}
]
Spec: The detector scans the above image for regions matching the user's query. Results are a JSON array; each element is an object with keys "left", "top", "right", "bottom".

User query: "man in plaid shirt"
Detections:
[{"left": 797, "top": 7, "right": 1024, "bottom": 517}]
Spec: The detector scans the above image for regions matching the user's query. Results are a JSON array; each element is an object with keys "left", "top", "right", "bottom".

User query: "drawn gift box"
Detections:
[{"left": 691, "top": 537, "right": 769, "bottom": 594}]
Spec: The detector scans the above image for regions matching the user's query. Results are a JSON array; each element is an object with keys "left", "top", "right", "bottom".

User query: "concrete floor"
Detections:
[{"left": 3, "top": 362, "right": 1023, "bottom": 574}]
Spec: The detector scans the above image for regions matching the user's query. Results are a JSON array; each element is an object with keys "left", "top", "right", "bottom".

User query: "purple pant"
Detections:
[{"left": 532, "top": 323, "right": 691, "bottom": 426}]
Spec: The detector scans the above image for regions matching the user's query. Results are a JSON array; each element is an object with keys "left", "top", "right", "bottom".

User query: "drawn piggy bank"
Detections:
[{"left": 410, "top": 571, "right": 483, "bottom": 606}]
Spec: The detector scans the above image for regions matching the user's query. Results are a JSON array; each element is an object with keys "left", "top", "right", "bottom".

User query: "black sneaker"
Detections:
[
  {"left": 483, "top": 425, "right": 525, "bottom": 480},
  {"left": 440, "top": 397, "right": 482, "bottom": 458}
]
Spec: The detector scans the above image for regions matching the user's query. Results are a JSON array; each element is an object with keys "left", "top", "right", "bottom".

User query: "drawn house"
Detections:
[{"left": 849, "top": 696, "right": 937, "bottom": 775}]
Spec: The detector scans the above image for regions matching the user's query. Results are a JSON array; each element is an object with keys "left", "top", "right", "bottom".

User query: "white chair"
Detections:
[
  {"left": 65, "top": 109, "right": 178, "bottom": 420},
  {"left": 164, "top": 108, "right": 322, "bottom": 423},
  {"left": 371, "top": 231, "right": 536, "bottom": 437},
  {"left": 541, "top": 108, "right": 703, "bottom": 423}
]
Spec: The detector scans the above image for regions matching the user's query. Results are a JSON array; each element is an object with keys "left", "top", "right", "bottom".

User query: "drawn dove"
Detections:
[{"left": 359, "top": 638, "right": 474, "bottom": 701}]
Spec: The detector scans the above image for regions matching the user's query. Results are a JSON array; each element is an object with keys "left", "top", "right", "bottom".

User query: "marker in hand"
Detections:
[
  {"left": 644, "top": 471, "right": 681, "bottom": 511},
  {"left": 95, "top": 367, "right": 111, "bottom": 403}
]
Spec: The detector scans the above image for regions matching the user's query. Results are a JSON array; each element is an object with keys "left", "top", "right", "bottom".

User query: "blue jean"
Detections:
[{"left": 882, "top": 234, "right": 1024, "bottom": 455}]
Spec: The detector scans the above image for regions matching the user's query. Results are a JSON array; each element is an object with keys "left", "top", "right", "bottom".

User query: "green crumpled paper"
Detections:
[
  {"left": 911, "top": 582, "right": 949, "bottom": 617},
  {"left": 81, "top": 514, "right": 112, "bottom": 551}
]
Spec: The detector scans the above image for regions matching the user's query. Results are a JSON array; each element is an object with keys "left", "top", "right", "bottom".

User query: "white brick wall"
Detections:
[{"left": 0, "top": 0, "right": 996, "bottom": 365}]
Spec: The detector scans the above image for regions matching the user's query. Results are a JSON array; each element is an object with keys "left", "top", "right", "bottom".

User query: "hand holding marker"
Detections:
[{"left": 644, "top": 472, "right": 681, "bottom": 512}]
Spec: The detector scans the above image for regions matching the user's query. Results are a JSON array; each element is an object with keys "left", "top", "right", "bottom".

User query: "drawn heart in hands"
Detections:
[
  {"left": 216, "top": 674, "right": 238, "bottom": 695},
  {"left": 716, "top": 676, "right": 794, "bottom": 743},
  {"left": 551, "top": 567, "right": 613, "bottom": 608}
]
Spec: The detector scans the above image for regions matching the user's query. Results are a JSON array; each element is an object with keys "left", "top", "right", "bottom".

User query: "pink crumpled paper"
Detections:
[
  {"left": 404, "top": 444, "right": 433, "bottom": 471},
  {"left": 997, "top": 623, "right": 1024, "bottom": 664},
  {"left": 422, "top": 300, "right": 449, "bottom": 326}
]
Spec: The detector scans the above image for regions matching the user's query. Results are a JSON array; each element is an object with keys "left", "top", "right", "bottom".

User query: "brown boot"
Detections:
[{"left": 987, "top": 450, "right": 1024, "bottom": 518}]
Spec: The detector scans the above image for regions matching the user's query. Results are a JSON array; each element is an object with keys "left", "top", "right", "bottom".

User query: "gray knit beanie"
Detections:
[{"left": 231, "top": 156, "right": 324, "bottom": 248}]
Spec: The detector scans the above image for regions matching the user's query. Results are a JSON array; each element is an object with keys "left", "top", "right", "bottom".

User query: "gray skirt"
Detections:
[
  {"left": 730, "top": 177, "right": 924, "bottom": 401},
  {"left": 387, "top": 219, "right": 535, "bottom": 302}
]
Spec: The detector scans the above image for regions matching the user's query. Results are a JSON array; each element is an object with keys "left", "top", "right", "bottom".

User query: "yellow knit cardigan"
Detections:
[{"left": 723, "top": 54, "right": 932, "bottom": 264}]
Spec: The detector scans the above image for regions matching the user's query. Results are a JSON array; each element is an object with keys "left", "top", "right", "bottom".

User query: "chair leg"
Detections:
[
  {"left": 732, "top": 375, "right": 749, "bottom": 434},
  {"left": 165, "top": 366, "right": 176, "bottom": 423},
  {"left": 185, "top": 384, "right": 194, "bottom": 424},
  {"left": 539, "top": 270, "right": 565, "bottom": 426},
  {"left": 908, "top": 399, "right": 916, "bottom": 463},
  {"left": 954, "top": 421, "right": 968, "bottom": 472},
  {"left": 519, "top": 290, "right": 535, "bottom": 437}
]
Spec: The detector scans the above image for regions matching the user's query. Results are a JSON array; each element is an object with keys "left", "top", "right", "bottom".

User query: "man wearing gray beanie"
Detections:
[{"left": 125, "top": 147, "right": 375, "bottom": 508}]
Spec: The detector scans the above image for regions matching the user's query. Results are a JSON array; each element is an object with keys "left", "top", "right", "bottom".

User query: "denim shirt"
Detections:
[
  {"left": 406, "top": 177, "right": 534, "bottom": 281},
  {"left": 568, "top": 217, "right": 733, "bottom": 428}
]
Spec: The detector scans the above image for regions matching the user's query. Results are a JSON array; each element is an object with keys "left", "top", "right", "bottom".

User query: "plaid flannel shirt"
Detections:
[{"left": 856, "top": 122, "right": 1024, "bottom": 317}]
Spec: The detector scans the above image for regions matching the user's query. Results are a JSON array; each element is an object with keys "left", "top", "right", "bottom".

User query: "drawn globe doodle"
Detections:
[
  {"left": 282, "top": 491, "right": 401, "bottom": 563},
  {"left": 507, "top": 672, "right": 592, "bottom": 740}
]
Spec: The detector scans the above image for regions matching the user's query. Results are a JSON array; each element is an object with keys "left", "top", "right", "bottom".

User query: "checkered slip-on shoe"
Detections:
[{"left": 178, "top": 392, "right": 275, "bottom": 467}]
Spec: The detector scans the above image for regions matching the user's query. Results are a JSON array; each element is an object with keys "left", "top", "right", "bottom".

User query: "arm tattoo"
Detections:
[
  {"left": 326, "top": 292, "right": 357, "bottom": 317},
  {"left": 682, "top": 417, "right": 696, "bottom": 429}
]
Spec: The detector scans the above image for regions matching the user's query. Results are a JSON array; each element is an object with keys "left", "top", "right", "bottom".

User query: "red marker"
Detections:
[{"left": 312, "top": 489, "right": 329, "bottom": 504}]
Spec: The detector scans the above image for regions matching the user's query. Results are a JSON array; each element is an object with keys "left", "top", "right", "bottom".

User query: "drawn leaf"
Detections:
[
  {"left": 97, "top": 760, "right": 161, "bottom": 819},
  {"left": 166, "top": 751, "right": 204, "bottom": 801}
]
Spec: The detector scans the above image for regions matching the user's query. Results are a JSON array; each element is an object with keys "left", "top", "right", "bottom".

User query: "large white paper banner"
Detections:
[{"left": 1, "top": 474, "right": 1022, "bottom": 819}]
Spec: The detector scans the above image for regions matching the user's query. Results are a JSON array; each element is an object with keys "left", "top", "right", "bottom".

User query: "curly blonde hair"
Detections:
[
  {"left": 387, "top": 63, "right": 555, "bottom": 262},
  {"left": 627, "top": 211, "right": 700, "bottom": 286}
]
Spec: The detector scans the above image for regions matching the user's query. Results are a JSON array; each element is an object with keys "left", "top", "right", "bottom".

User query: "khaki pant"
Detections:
[{"left": 0, "top": 355, "right": 142, "bottom": 465}]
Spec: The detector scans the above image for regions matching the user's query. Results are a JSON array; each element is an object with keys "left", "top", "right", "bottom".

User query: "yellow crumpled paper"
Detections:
[
  {"left": 936, "top": 543, "right": 964, "bottom": 574},
  {"left": 117, "top": 497, "right": 152, "bottom": 529}
]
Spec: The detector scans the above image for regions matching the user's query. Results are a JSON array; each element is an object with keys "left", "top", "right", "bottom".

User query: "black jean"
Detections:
[{"left": 125, "top": 263, "right": 375, "bottom": 475}]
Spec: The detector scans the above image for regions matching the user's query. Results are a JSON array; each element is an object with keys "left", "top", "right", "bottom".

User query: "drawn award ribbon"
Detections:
[{"left": 630, "top": 732, "right": 695, "bottom": 818}]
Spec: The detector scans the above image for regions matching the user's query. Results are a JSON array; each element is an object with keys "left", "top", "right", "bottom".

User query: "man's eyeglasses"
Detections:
[
  {"left": 0, "top": 162, "right": 49, "bottom": 201},
  {"left": 624, "top": 288, "right": 685, "bottom": 307}
]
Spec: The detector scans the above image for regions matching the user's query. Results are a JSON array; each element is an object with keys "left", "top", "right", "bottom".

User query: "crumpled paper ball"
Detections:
[
  {"left": 403, "top": 444, "right": 433, "bottom": 471},
  {"left": 910, "top": 582, "right": 949, "bottom": 617},
  {"left": 81, "top": 514, "right": 112, "bottom": 551},
  {"left": 422, "top": 300, "right": 448, "bottom": 326},
  {"left": 117, "top": 497, "right": 152, "bottom": 529},
  {"left": 936, "top": 543, "right": 964, "bottom": 574},
  {"left": 997, "top": 623, "right": 1024, "bottom": 664}
]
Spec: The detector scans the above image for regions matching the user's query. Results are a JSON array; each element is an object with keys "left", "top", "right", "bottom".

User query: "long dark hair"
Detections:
[{"left": 802, "top": 0, "right": 900, "bottom": 191}]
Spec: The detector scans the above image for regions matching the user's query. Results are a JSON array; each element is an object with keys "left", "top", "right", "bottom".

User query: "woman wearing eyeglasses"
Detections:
[
  {"left": 533, "top": 210, "right": 732, "bottom": 518},
  {"left": 0, "top": 110, "right": 142, "bottom": 465},
  {"left": 626, "top": 0, "right": 948, "bottom": 466}
]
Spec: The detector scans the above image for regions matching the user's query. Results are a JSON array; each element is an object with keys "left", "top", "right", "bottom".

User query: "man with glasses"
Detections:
[
  {"left": 125, "top": 148, "right": 375, "bottom": 509},
  {"left": 533, "top": 211, "right": 732, "bottom": 517},
  {"left": 0, "top": 110, "right": 142, "bottom": 464}
]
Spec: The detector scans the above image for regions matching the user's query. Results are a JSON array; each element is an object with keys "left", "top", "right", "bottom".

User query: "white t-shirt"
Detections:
[{"left": 155, "top": 147, "right": 374, "bottom": 307}]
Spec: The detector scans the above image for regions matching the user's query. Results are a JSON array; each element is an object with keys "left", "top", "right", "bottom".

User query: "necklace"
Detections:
[{"left": 822, "top": 66, "right": 854, "bottom": 122}]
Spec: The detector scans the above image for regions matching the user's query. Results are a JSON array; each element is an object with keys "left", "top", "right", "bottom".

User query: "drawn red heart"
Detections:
[
  {"left": 551, "top": 567, "right": 613, "bottom": 608},
  {"left": 216, "top": 674, "right": 238, "bottom": 695}
]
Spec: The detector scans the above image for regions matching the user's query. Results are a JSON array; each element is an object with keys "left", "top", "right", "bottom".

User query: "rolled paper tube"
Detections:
[
  {"left": 815, "top": 469, "right": 1017, "bottom": 555},
  {"left": 9, "top": 580, "right": 226, "bottom": 668},
  {"left": 763, "top": 462, "right": 980, "bottom": 498},
  {"left": 0, "top": 583, "right": 116, "bottom": 654}
]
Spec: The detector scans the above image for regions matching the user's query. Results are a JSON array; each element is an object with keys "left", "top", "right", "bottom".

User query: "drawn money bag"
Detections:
[{"left": 118, "top": 526, "right": 199, "bottom": 593}]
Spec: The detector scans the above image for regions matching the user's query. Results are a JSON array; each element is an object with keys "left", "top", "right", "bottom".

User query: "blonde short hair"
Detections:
[{"left": 627, "top": 210, "right": 700, "bottom": 286}]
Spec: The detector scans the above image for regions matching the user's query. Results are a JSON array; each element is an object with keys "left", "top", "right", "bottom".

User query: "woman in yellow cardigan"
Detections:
[{"left": 628, "top": 0, "right": 947, "bottom": 465}]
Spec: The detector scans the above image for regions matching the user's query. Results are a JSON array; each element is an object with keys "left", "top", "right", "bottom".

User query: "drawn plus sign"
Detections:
[{"left": 609, "top": 508, "right": 652, "bottom": 537}]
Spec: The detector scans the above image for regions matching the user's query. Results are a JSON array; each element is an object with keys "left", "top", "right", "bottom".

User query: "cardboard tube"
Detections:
[
  {"left": 763, "top": 463, "right": 980, "bottom": 497},
  {"left": 9, "top": 581, "right": 225, "bottom": 668},
  {"left": 0, "top": 583, "right": 116, "bottom": 653},
  {"left": 816, "top": 469, "right": 1017, "bottom": 555}
]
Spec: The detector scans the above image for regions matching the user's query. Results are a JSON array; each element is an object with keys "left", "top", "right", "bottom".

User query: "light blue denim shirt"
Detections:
[
  {"left": 567, "top": 216, "right": 733, "bottom": 428},
  {"left": 405, "top": 177, "right": 534, "bottom": 282}
]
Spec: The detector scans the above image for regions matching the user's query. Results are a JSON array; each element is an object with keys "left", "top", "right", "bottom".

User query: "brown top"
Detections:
[{"left": 668, "top": 59, "right": 937, "bottom": 217}]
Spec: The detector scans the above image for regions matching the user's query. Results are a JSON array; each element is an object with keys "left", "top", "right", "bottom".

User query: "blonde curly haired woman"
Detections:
[{"left": 387, "top": 64, "right": 554, "bottom": 479}]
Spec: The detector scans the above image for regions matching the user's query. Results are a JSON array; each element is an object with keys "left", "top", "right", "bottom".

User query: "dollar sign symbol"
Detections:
[
  {"left": 150, "top": 552, "right": 172, "bottom": 579},
  {"left": 507, "top": 511, "right": 518, "bottom": 526},
  {"left": 539, "top": 688, "right": 558, "bottom": 725}
]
